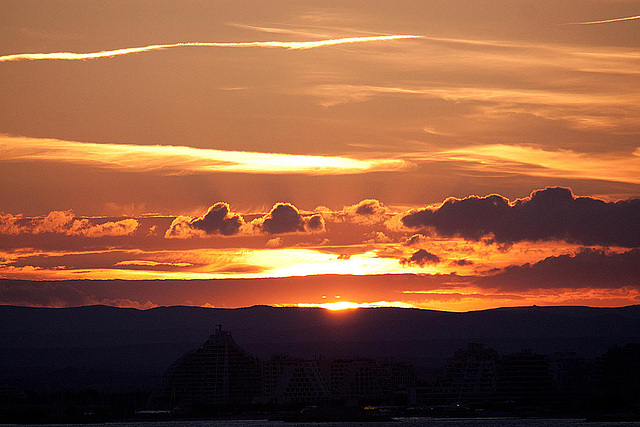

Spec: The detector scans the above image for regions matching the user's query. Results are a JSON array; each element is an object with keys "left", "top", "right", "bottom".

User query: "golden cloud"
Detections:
[
  {"left": 0, "top": 135, "right": 410, "bottom": 175},
  {"left": 0, "top": 210, "right": 139, "bottom": 237},
  {"left": 432, "top": 145, "right": 640, "bottom": 185}
]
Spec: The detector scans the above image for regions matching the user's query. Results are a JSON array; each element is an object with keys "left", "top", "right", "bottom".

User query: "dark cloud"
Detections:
[
  {"left": 165, "top": 202, "right": 244, "bottom": 238},
  {"left": 306, "top": 213, "right": 325, "bottom": 231},
  {"left": 163, "top": 201, "right": 326, "bottom": 238},
  {"left": 404, "top": 234, "right": 428, "bottom": 247},
  {"left": 402, "top": 187, "right": 640, "bottom": 247},
  {"left": 0, "top": 280, "right": 156, "bottom": 309},
  {"left": 261, "top": 203, "right": 304, "bottom": 234},
  {"left": 400, "top": 249, "right": 441, "bottom": 267},
  {"left": 481, "top": 248, "right": 640, "bottom": 291},
  {"left": 0, "top": 281, "right": 93, "bottom": 307},
  {"left": 375, "top": 246, "right": 405, "bottom": 259},
  {"left": 209, "top": 264, "right": 266, "bottom": 274},
  {"left": 191, "top": 202, "right": 243, "bottom": 236},
  {"left": 254, "top": 203, "right": 325, "bottom": 234},
  {"left": 452, "top": 259, "right": 473, "bottom": 266}
]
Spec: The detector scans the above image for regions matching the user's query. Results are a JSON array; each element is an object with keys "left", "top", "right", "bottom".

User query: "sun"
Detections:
[
  {"left": 296, "top": 300, "right": 417, "bottom": 310},
  {"left": 297, "top": 301, "right": 361, "bottom": 311},
  {"left": 321, "top": 301, "right": 361, "bottom": 311}
]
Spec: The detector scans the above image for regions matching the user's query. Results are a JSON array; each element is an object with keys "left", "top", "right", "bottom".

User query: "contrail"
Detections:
[
  {"left": 0, "top": 35, "right": 420, "bottom": 62},
  {"left": 565, "top": 14, "right": 640, "bottom": 25}
]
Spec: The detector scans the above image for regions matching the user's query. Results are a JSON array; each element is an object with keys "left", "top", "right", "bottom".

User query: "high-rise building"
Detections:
[
  {"left": 593, "top": 343, "right": 640, "bottom": 406},
  {"left": 497, "top": 349, "right": 553, "bottom": 404},
  {"left": 440, "top": 343, "right": 499, "bottom": 404},
  {"left": 149, "top": 325, "right": 262, "bottom": 409},
  {"left": 318, "top": 357, "right": 415, "bottom": 405}
]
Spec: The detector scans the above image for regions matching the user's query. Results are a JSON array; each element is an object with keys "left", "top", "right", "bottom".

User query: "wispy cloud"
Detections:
[
  {"left": 431, "top": 144, "right": 640, "bottom": 185},
  {"left": 0, "top": 135, "right": 409, "bottom": 175},
  {"left": 227, "top": 23, "right": 329, "bottom": 39},
  {"left": 309, "top": 83, "right": 640, "bottom": 132},
  {"left": 0, "top": 35, "right": 420, "bottom": 62},
  {"left": 310, "top": 84, "right": 639, "bottom": 108},
  {"left": 564, "top": 14, "right": 640, "bottom": 25},
  {"left": 228, "top": 22, "right": 389, "bottom": 38}
]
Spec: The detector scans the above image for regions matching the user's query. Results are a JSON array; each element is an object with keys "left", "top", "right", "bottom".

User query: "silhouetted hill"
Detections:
[{"left": 1, "top": 304, "right": 639, "bottom": 389}]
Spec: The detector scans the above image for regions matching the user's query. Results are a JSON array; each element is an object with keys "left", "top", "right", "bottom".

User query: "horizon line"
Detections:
[{"left": 1, "top": 302, "right": 637, "bottom": 313}]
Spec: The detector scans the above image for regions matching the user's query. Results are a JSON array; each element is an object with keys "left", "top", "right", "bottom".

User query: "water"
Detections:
[{"left": 9, "top": 418, "right": 640, "bottom": 427}]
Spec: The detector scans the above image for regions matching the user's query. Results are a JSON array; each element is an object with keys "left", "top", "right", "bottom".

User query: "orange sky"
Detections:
[{"left": 0, "top": 0, "right": 639, "bottom": 311}]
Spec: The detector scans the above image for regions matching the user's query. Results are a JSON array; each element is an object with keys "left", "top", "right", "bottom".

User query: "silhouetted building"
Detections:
[
  {"left": 497, "top": 349, "right": 553, "bottom": 404},
  {"left": 383, "top": 358, "right": 416, "bottom": 390},
  {"left": 150, "top": 327, "right": 418, "bottom": 410},
  {"left": 317, "top": 357, "right": 415, "bottom": 405},
  {"left": 321, "top": 359, "right": 387, "bottom": 403},
  {"left": 261, "top": 354, "right": 330, "bottom": 404},
  {"left": 147, "top": 335, "right": 640, "bottom": 415},
  {"left": 593, "top": 343, "right": 640, "bottom": 407},
  {"left": 440, "top": 343, "right": 499, "bottom": 405},
  {"left": 541, "top": 351, "right": 589, "bottom": 409},
  {"left": 410, "top": 344, "right": 595, "bottom": 409},
  {"left": 149, "top": 326, "right": 261, "bottom": 409},
  {"left": 549, "top": 352, "right": 588, "bottom": 391}
]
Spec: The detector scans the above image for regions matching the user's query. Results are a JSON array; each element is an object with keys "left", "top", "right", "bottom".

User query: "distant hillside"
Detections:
[{"left": 1, "top": 304, "right": 639, "bottom": 389}]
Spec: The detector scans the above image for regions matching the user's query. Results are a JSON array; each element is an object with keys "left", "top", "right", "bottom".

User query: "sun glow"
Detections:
[
  {"left": 301, "top": 301, "right": 361, "bottom": 310},
  {"left": 0, "top": 247, "right": 434, "bottom": 281},
  {"left": 297, "top": 301, "right": 416, "bottom": 310}
]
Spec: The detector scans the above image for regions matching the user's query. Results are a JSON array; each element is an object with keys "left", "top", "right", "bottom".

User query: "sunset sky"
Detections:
[{"left": 1, "top": 0, "right": 639, "bottom": 311}]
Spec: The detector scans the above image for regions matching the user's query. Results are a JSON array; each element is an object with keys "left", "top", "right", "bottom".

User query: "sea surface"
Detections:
[{"left": 8, "top": 418, "right": 640, "bottom": 427}]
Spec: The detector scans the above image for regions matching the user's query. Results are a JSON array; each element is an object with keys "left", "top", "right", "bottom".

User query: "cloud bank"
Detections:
[
  {"left": 483, "top": 249, "right": 640, "bottom": 291},
  {"left": 0, "top": 210, "right": 139, "bottom": 237},
  {"left": 402, "top": 187, "right": 640, "bottom": 247}
]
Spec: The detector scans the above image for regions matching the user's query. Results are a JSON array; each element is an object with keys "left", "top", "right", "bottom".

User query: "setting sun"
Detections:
[
  {"left": 297, "top": 300, "right": 417, "bottom": 310},
  {"left": 298, "top": 301, "right": 361, "bottom": 311}
]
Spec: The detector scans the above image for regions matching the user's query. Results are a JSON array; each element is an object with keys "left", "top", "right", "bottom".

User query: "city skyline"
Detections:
[{"left": 1, "top": 0, "right": 639, "bottom": 311}]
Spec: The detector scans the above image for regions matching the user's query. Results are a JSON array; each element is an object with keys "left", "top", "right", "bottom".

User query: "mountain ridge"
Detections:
[{"left": 1, "top": 304, "right": 639, "bottom": 389}]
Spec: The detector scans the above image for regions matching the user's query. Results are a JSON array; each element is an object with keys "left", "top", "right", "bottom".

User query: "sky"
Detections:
[{"left": 1, "top": 0, "right": 639, "bottom": 311}]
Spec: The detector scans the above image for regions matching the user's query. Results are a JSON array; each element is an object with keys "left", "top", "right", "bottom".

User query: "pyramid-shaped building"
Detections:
[{"left": 149, "top": 325, "right": 262, "bottom": 409}]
